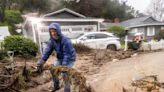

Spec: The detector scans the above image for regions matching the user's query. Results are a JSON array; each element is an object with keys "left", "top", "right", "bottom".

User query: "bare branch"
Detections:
[{"left": 146, "top": 0, "right": 164, "bottom": 21}]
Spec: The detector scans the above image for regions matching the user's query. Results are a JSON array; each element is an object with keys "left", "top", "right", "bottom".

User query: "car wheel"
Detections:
[{"left": 107, "top": 44, "right": 117, "bottom": 51}]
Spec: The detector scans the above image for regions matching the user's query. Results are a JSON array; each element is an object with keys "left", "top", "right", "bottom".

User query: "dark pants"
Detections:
[
  {"left": 53, "top": 73, "right": 70, "bottom": 92},
  {"left": 53, "top": 60, "right": 74, "bottom": 92}
]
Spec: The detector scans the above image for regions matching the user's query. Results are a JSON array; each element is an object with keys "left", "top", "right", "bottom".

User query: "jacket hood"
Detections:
[{"left": 49, "top": 23, "right": 63, "bottom": 38}]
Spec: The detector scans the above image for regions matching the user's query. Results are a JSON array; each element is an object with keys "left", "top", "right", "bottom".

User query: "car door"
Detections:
[
  {"left": 79, "top": 34, "right": 98, "bottom": 49},
  {"left": 94, "top": 33, "right": 110, "bottom": 49}
]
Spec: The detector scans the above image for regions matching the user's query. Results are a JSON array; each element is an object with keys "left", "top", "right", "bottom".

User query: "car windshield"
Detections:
[{"left": 67, "top": 33, "right": 84, "bottom": 39}]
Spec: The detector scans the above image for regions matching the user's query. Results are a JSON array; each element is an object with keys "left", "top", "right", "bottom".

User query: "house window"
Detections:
[
  {"left": 72, "top": 27, "right": 82, "bottom": 31},
  {"left": 132, "top": 28, "right": 138, "bottom": 33},
  {"left": 147, "top": 27, "right": 155, "bottom": 36}
]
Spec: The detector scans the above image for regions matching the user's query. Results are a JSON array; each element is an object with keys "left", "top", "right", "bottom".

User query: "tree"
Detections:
[
  {"left": 0, "top": 0, "right": 7, "bottom": 22},
  {"left": 3, "top": 10, "right": 23, "bottom": 35},
  {"left": 60, "top": 0, "right": 105, "bottom": 17},
  {"left": 20, "top": 0, "right": 51, "bottom": 13},
  {"left": 103, "top": 0, "right": 138, "bottom": 21},
  {"left": 146, "top": 0, "right": 164, "bottom": 21},
  {"left": 108, "top": 26, "right": 125, "bottom": 38},
  {"left": 60, "top": 0, "right": 140, "bottom": 21},
  {"left": 5, "top": 10, "right": 23, "bottom": 24},
  {"left": 0, "top": 0, "right": 51, "bottom": 13}
]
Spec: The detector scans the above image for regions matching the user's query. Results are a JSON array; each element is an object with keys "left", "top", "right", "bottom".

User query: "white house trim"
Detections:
[{"left": 42, "top": 8, "right": 86, "bottom": 18}]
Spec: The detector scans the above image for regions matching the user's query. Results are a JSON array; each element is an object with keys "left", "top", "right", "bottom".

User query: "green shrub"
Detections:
[
  {"left": 3, "top": 35, "right": 38, "bottom": 57},
  {"left": 73, "top": 43, "right": 92, "bottom": 53},
  {"left": 154, "top": 29, "right": 164, "bottom": 41},
  {"left": 159, "top": 29, "right": 164, "bottom": 39},
  {"left": 0, "top": 50, "right": 7, "bottom": 60},
  {"left": 108, "top": 26, "right": 125, "bottom": 38},
  {"left": 4, "top": 10, "right": 23, "bottom": 24},
  {"left": 0, "top": 10, "right": 23, "bottom": 35}
]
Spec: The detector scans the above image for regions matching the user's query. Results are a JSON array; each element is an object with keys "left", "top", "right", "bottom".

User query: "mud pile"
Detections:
[
  {"left": 0, "top": 59, "right": 94, "bottom": 92},
  {"left": 0, "top": 59, "right": 51, "bottom": 92},
  {"left": 77, "top": 50, "right": 135, "bottom": 75},
  {"left": 92, "top": 50, "right": 134, "bottom": 66}
]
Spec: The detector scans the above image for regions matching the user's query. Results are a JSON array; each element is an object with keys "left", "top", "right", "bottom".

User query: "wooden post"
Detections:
[{"left": 124, "top": 35, "right": 128, "bottom": 51}]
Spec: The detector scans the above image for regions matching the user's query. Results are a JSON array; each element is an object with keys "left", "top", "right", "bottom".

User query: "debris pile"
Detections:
[
  {"left": 0, "top": 58, "right": 94, "bottom": 92},
  {"left": 92, "top": 50, "right": 134, "bottom": 66},
  {"left": 131, "top": 75, "right": 164, "bottom": 92},
  {"left": 0, "top": 59, "right": 51, "bottom": 92},
  {"left": 44, "top": 65, "right": 95, "bottom": 92}
]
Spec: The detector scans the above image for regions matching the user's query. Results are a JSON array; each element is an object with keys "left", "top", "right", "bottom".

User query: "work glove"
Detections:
[
  {"left": 36, "top": 59, "right": 45, "bottom": 73},
  {"left": 36, "top": 64, "right": 43, "bottom": 73}
]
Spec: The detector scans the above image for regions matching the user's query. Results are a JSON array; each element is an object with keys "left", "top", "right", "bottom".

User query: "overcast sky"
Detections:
[{"left": 125, "top": 0, "right": 151, "bottom": 13}]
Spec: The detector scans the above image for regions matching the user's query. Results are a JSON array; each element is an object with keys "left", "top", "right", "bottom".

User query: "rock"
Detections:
[
  {"left": 131, "top": 53, "right": 138, "bottom": 57},
  {"left": 112, "top": 59, "right": 119, "bottom": 62}
]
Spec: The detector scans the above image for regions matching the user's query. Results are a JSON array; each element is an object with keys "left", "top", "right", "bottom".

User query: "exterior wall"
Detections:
[
  {"left": 145, "top": 26, "right": 161, "bottom": 41},
  {"left": 128, "top": 25, "right": 164, "bottom": 41}
]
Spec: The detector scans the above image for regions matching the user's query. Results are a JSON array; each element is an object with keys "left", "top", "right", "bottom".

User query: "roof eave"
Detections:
[
  {"left": 42, "top": 8, "right": 86, "bottom": 18},
  {"left": 124, "top": 23, "right": 164, "bottom": 29},
  {"left": 26, "top": 17, "right": 104, "bottom": 22}
]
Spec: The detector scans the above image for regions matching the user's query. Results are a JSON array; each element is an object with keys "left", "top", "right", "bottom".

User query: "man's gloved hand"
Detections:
[
  {"left": 36, "top": 59, "right": 45, "bottom": 73},
  {"left": 36, "top": 64, "right": 43, "bottom": 73}
]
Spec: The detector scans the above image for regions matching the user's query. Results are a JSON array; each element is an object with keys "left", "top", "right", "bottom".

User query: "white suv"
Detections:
[{"left": 67, "top": 32, "right": 121, "bottom": 50}]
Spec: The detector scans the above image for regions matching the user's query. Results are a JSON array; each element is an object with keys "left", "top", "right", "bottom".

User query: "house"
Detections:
[
  {"left": 121, "top": 16, "right": 164, "bottom": 41},
  {"left": 23, "top": 8, "right": 104, "bottom": 53},
  {"left": 42, "top": 8, "right": 103, "bottom": 34},
  {"left": 101, "top": 16, "right": 164, "bottom": 41}
]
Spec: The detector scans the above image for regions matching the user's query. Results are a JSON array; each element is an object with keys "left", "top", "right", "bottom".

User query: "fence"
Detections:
[{"left": 140, "top": 39, "right": 164, "bottom": 51}]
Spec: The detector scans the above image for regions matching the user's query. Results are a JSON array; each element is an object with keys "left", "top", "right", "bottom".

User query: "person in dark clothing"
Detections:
[{"left": 36, "top": 23, "right": 76, "bottom": 92}]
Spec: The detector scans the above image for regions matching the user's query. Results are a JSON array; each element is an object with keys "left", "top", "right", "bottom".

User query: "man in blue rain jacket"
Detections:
[{"left": 37, "top": 23, "right": 76, "bottom": 92}]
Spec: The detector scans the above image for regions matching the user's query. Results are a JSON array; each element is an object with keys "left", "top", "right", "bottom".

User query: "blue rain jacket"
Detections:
[{"left": 38, "top": 23, "right": 76, "bottom": 66}]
